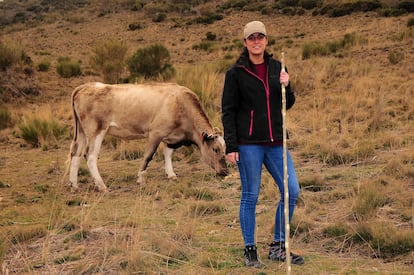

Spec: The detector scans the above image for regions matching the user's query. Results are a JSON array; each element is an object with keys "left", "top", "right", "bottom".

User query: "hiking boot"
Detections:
[
  {"left": 268, "top": 241, "right": 304, "bottom": 265},
  {"left": 244, "top": 245, "right": 262, "bottom": 268}
]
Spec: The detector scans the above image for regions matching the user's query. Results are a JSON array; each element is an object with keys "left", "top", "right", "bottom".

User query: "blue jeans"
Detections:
[{"left": 237, "top": 144, "right": 300, "bottom": 246}]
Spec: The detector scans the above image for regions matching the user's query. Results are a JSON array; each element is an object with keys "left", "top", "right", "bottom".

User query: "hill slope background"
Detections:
[{"left": 0, "top": 0, "right": 413, "bottom": 274}]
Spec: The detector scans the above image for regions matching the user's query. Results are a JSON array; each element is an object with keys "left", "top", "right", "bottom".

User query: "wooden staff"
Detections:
[{"left": 281, "top": 52, "right": 291, "bottom": 274}]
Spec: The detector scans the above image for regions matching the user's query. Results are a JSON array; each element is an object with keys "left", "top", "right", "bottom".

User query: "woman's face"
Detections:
[{"left": 244, "top": 32, "right": 268, "bottom": 57}]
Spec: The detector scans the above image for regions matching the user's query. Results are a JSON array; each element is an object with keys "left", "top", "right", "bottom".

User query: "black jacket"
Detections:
[{"left": 221, "top": 50, "right": 295, "bottom": 154}]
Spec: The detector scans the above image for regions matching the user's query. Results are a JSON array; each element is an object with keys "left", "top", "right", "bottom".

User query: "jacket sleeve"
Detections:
[
  {"left": 285, "top": 66, "right": 296, "bottom": 110},
  {"left": 221, "top": 69, "right": 239, "bottom": 154}
]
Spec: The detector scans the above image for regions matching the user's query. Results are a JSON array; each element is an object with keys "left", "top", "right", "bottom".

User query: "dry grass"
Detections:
[{"left": 1, "top": 1, "right": 414, "bottom": 274}]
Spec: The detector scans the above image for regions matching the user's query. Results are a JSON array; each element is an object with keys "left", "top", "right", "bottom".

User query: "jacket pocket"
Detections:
[{"left": 249, "top": 109, "right": 254, "bottom": 136}]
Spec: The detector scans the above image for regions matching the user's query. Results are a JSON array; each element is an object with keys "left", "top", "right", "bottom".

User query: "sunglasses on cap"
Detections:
[{"left": 246, "top": 33, "right": 266, "bottom": 41}]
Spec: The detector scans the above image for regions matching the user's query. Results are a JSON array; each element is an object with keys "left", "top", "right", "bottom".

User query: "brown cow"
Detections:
[{"left": 64, "top": 82, "right": 228, "bottom": 192}]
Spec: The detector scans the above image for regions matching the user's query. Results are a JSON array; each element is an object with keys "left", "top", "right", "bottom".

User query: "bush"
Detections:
[
  {"left": 152, "top": 12, "right": 167, "bottom": 22},
  {"left": 56, "top": 57, "right": 82, "bottom": 78},
  {"left": 37, "top": 60, "right": 51, "bottom": 72},
  {"left": 205, "top": 32, "right": 217, "bottom": 41},
  {"left": 128, "top": 23, "right": 143, "bottom": 31},
  {"left": 192, "top": 41, "right": 215, "bottom": 52},
  {"left": 0, "top": 40, "right": 25, "bottom": 71},
  {"left": 299, "top": 0, "right": 319, "bottom": 9},
  {"left": 0, "top": 105, "right": 13, "bottom": 130},
  {"left": 0, "top": 237, "right": 6, "bottom": 263},
  {"left": 90, "top": 40, "right": 128, "bottom": 83},
  {"left": 398, "top": 1, "right": 414, "bottom": 12},
  {"left": 407, "top": 17, "right": 414, "bottom": 27},
  {"left": 388, "top": 49, "right": 404, "bottom": 64},
  {"left": 18, "top": 117, "right": 67, "bottom": 148},
  {"left": 192, "top": 13, "right": 223, "bottom": 24},
  {"left": 302, "top": 32, "right": 360, "bottom": 59},
  {"left": 127, "top": 44, "right": 175, "bottom": 80},
  {"left": 352, "top": 180, "right": 389, "bottom": 221}
]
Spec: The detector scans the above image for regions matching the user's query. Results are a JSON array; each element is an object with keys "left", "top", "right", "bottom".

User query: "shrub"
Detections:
[
  {"left": 128, "top": 23, "right": 143, "bottom": 31},
  {"left": 0, "top": 105, "right": 13, "bottom": 130},
  {"left": 302, "top": 32, "right": 360, "bottom": 59},
  {"left": 90, "top": 40, "right": 128, "bottom": 83},
  {"left": 220, "top": 0, "right": 249, "bottom": 10},
  {"left": 152, "top": 12, "right": 167, "bottom": 22},
  {"left": 408, "top": 17, "right": 414, "bottom": 27},
  {"left": 206, "top": 31, "right": 217, "bottom": 41},
  {"left": 352, "top": 180, "right": 389, "bottom": 221},
  {"left": 0, "top": 237, "right": 6, "bottom": 263},
  {"left": 0, "top": 40, "right": 25, "bottom": 71},
  {"left": 127, "top": 44, "right": 175, "bottom": 80},
  {"left": 192, "top": 41, "right": 215, "bottom": 52},
  {"left": 299, "top": 0, "right": 319, "bottom": 9},
  {"left": 302, "top": 42, "right": 328, "bottom": 59},
  {"left": 192, "top": 13, "right": 223, "bottom": 24},
  {"left": 398, "top": 1, "right": 414, "bottom": 12},
  {"left": 37, "top": 60, "right": 51, "bottom": 72},
  {"left": 18, "top": 117, "right": 67, "bottom": 148},
  {"left": 56, "top": 57, "right": 82, "bottom": 78},
  {"left": 323, "top": 222, "right": 349, "bottom": 238},
  {"left": 388, "top": 49, "right": 404, "bottom": 64}
]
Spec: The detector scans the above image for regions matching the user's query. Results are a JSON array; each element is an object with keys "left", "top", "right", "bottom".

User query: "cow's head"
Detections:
[{"left": 200, "top": 128, "right": 228, "bottom": 177}]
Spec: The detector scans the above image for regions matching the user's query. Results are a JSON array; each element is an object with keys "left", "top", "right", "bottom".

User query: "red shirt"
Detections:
[{"left": 255, "top": 63, "right": 266, "bottom": 82}]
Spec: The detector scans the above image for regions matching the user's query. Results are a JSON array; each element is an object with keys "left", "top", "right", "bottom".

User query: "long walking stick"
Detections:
[{"left": 281, "top": 52, "right": 291, "bottom": 274}]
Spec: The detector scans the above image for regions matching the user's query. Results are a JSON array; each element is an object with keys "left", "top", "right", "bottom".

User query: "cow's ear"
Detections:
[{"left": 213, "top": 127, "right": 223, "bottom": 136}]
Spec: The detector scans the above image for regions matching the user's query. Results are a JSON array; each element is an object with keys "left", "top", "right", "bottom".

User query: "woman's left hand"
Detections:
[{"left": 280, "top": 71, "right": 289, "bottom": 87}]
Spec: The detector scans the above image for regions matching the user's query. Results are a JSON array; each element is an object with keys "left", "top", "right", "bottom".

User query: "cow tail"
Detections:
[{"left": 62, "top": 85, "right": 83, "bottom": 184}]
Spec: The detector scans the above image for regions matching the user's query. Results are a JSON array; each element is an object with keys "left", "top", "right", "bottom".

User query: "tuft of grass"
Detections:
[
  {"left": 90, "top": 40, "right": 128, "bottom": 83},
  {"left": 352, "top": 180, "right": 389, "bottom": 221},
  {"left": 10, "top": 225, "right": 47, "bottom": 244},
  {"left": 0, "top": 237, "right": 7, "bottom": 263},
  {"left": 56, "top": 56, "right": 82, "bottom": 78},
  {"left": 173, "top": 65, "right": 223, "bottom": 126},
  {"left": 18, "top": 116, "right": 67, "bottom": 148},
  {"left": 323, "top": 222, "right": 349, "bottom": 238},
  {"left": 302, "top": 32, "right": 364, "bottom": 59},
  {"left": 37, "top": 59, "right": 50, "bottom": 72},
  {"left": 0, "top": 105, "right": 13, "bottom": 130},
  {"left": 188, "top": 201, "right": 227, "bottom": 216}
]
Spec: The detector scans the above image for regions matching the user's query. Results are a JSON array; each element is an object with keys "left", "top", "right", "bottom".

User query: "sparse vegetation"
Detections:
[
  {"left": 56, "top": 57, "right": 82, "bottom": 78},
  {"left": 90, "top": 40, "right": 128, "bottom": 83},
  {"left": 127, "top": 44, "right": 175, "bottom": 80},
  {"left": 18, "top": 116, "right": 67, "bottom": 148},
  {"left": 0, "top": 0, "right": 413, "bottom": 274},
  {"left": 0, "top": 105, "right": 12, "bottom": 130}
]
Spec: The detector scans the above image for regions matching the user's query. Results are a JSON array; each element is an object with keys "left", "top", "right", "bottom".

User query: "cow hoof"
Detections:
[
  {"left": 167, "top": 175, "right": 178, "bottom": 181},
  {"left": 70, "top": 186, "right": 80, "bottom": 193},
  {"left": 95, "top": 185, "right": 108, "bottom": 192},
  {"left": 137, "top": 171, "right": 146, "bottom": 185}
]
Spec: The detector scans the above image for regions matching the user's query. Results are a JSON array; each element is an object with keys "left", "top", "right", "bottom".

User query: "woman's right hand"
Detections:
[{"left": 226, "top": 152, "right": 239, "bottom": 165}]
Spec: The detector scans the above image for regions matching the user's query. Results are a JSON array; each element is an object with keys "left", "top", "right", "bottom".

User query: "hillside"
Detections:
[{"left": 1, "top": 0, "right": 413, "bottom": 274}]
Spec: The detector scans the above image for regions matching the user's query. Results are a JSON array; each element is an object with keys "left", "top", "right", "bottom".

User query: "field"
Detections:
[{"left": 1, "top": 0, "right": 413, "bottom": 274}]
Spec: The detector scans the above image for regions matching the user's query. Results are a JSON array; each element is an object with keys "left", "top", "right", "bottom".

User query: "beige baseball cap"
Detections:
[{"left": 243, "top": 21, "right": 267, "bottom": 39}]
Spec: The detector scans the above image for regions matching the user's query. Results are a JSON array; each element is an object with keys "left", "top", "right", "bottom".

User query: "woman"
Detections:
[{"left": 221, "top": 21, "right": 304, "bottom": 267}]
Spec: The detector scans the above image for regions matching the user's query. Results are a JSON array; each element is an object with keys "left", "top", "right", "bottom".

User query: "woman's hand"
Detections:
[
  {"left": 226, "top": 152, "right": 239, "bottom": 165},
  {"left": 280, "top": 71, "right": 289, "bottom": 87}
]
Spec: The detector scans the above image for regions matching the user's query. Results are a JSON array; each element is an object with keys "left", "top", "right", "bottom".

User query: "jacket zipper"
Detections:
[
  {"left": 249, "top": 109, "right": 254, "bottom": 136},
  {"left": 242, "top": 66, "right": 274, "bottom": 142}
]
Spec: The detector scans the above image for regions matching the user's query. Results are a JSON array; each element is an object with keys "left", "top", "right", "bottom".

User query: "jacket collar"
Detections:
[{"left": 236, "top": 48, "right": 273, "bottom": 70}]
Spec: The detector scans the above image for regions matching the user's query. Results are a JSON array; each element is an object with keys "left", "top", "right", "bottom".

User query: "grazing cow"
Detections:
[{"left": 64, "top": 82, "right": 228, "bottom": 192}]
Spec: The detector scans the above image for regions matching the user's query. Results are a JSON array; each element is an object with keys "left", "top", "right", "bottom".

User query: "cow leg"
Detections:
[
  {"left": 137, "top": 136, "right": 162, "bottom": 184},
  {"left": 86, "top": 130, "right": 108, "bottom": 192},
  {"left": 163, "top": 146, "right": 177, "bottom": 180},
  {"left": 69, "top": 156, "right": 81, "bottom": 190},
  {"left": 69, "top": 130, "right": 87, "bottom": 191}
]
